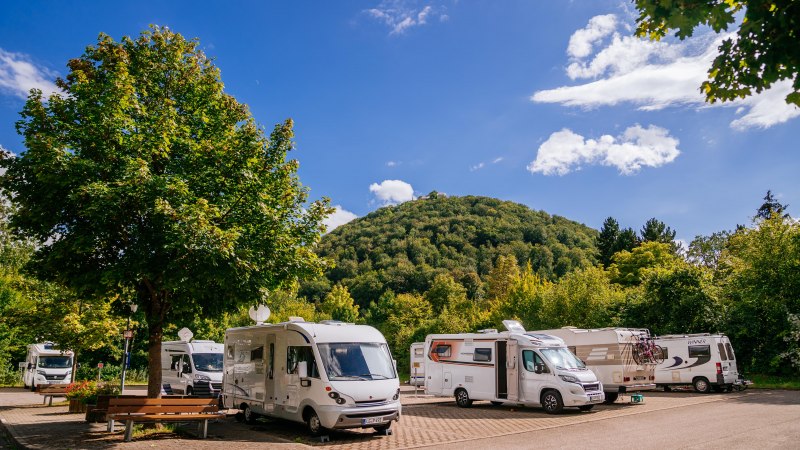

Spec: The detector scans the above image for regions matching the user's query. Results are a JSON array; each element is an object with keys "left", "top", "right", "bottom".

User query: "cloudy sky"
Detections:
[{"left": 0, "top": 1, "right": 797, "bottom": 240}]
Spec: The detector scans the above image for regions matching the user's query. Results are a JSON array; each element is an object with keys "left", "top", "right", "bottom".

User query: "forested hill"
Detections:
[{"left": 309, "top": 193, "right": 598, "bottom": 307}]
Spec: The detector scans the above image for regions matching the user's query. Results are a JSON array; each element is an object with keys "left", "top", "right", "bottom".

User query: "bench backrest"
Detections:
[
  {"left": 38, "top": 385, "right": 68, "bottom": 394},
  {"left": 108, "top": 397, "right": 219, "bottom": 415}
]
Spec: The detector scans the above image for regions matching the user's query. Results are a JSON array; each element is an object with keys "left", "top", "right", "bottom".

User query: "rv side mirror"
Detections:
[
  {"left": 534, "top": 364, "right": 544, "bottom": 374},
  {"left": 297, "top": 361, "right": 308, "bottom": 379},
  {"left": 18, "top": 362, "right": 26, "bottom": 369},
  {"left": 27, "top": 363, "right": 33, "bottom": 370}
]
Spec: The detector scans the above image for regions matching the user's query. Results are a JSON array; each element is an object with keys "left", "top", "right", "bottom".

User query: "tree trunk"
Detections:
[
  {"left": 143, "top": 282, "right": 167, "bottom": 399},
  {"left": 71, "top": 350, "right": 78, "bottom": 383}
]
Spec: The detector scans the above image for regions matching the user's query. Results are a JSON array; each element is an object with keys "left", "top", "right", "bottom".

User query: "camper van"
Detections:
[
  {"left": 532, "top": 327, "right": 657, "bottom": 403},
  {"left": 424, "top": 320, "right": 604, "bottom": 414},
  {"left": 654, "top": 333, "right": 740, "bottom": 393},
  {"left": 222, "top": 319, "right": 401, "bottom": 436},
  {"left": 21, "top": 343, "right": 74, "bottom": 390},
  {"left": 410, "top": 342, "right": 425, "bottom": 387},
  {"left": 161, "top": 334, "right": 224, "bottom": 397}
]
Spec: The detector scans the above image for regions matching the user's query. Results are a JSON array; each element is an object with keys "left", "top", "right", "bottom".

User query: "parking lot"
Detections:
[{"left": 1, "top": 388, "right": 798, "bottom": 449}]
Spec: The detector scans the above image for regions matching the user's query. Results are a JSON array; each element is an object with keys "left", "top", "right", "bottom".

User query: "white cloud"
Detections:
[
  {"left": 323, "top": 206, "right": 359, "bottom": 233},
  {"left": 492, "top": 157, "right": 504, "bottom": 164},
  {"left": 533, "top": 15, "right": 800, "bottom": 129},
  {"left": 386, "top": 160, "right": 398, "bottom": 167},
  {"left": 528, "top": 124, "right": 680, "bottom": 176},
  {"left": 0, "top": 48, "right": 60, "bottom": 99},
  {"left": 365, "top": 1, "right": 447, "bottom": 35},
  {"left": 567, "top": 14, "right": 617, "bottom": 59},
  {"left": 369, "top": 179, "right": 415, "bottom": 204},
  {"left": 470, "top": 162, "right": 485, "bottom": 171}
]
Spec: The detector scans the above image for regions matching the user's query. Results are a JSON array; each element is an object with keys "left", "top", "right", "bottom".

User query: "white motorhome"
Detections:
[
  {"left": 222, "top": 318, "right": 401, "bottom": 436},
  {"left": 654, "top": 333, "right": 740, "bottom": 393},
  {"left": 409, "top": 342, "right": 425, "bottom": 387},
  {"left": 424, "top": 320, "right": 604, "bottom": 414},
  {"left": 533, "top": 327, "right": 658, "bottom": 403},
  {"left": 161, "top": 330, "right": 224, "bottom": 397},
  {"left": 21, "top": 343, "right": 74, "bottom": 390}
]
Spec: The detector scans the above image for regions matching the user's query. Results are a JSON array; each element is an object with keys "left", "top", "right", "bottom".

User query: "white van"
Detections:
[
  {"left": 425, "top": 320, "right": 604, "bottom": 413},
  {"left": 222, "top": 318, "right": 401, "bottom": 436},
  {"left": 409, "top": 342, "right": 425, "bottom": 387},
  {"left": 161, "top": 334, "right": 224, "bottom": 397},
  {"left": 21, "top": 343, "right": 74, "bottom": 390},
  {"left": 654, "top": 333, "right": 740, "bottom": 393},
  {"left": 533, "top": 327, "right": 657, "bottom": 403}
]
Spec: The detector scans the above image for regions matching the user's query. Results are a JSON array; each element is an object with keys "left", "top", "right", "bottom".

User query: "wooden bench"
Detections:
[
  {"left": 107, "top": 397, "right": 222, "bottom": 442},
  {"left": 37, "top": 385, "right": 68, "bottom": 406}
]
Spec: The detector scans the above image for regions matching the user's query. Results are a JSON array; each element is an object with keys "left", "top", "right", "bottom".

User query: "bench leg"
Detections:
[
  {"left": 198, "top": 419, "right": 208, "bottom": 439},
  {"left": 107, "top": 419, "right": 114, "bottom": 432},
  {"left": 124, "top": 421, "right": 133, "bottom": 442},
  {"left": 48, "top": 396, "right": 53, "bottom": 406}
]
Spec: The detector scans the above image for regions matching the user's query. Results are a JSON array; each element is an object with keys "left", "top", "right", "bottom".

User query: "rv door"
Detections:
[{"left": 506, "top": 340, "right": 519, "bottom": 402}]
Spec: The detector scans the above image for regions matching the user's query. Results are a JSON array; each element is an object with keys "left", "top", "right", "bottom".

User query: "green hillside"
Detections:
[{"left": 306, "top": 193, "right": 598, "bottom": 307}]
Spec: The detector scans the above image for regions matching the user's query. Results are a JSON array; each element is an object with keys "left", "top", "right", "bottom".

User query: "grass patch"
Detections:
[
  {"left": 132, "top": 423, "right": 179, "bottom": 439},
  {"left": 749, "top": 373, "right": 800, "bottom": 390}
]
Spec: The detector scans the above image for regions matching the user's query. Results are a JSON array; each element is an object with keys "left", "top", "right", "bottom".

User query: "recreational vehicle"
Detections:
[
  {"left": 161, "top": 330, "right": 224, "bottom": 396},
  {"left": 21, "top": 343, "right": 74, "bottom": 390},
  {"left": 654, "top": 333, "right": 740, "bottom": 393},
  {"left": 424, "top": 320, "right": 604, "bottom": 414},
  {"left": 222, "top": 318, "right": 401, "bottom": 436},
  {"left": 533, "top": 327, "right": 657, "bottom": 403},
  {"left": 410, "top": 342, "right": 425, "bottom": 387}
]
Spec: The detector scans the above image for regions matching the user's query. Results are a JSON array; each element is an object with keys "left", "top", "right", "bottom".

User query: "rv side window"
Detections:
[
  {"left": 522, "top": 350, "right": 549, "bottom": 373},
  {"left": 414, "top": 347, "right": 424, "bottom": 357},
  {"left": 717, "top": 343, "right": 728, "bottom": 360},
  {"left": 434, "top": 345, "right": 451, "bottom": 357},
  {"left": 171, "top": 355, "right": 183, "bottom": 371},
  {"left": 287, "top": 346, "right": 319, "bottom": 378},
  {"left": 251, "top": 346, "right": 264, "bottom": 361},
  {"left": 473, "top": 348, "right": 491, "bottom": 362},
  {"left": 725, "top": 343, "right": 735, "bottom": 360},
  {"left": 688, "top": 345, "right": 711, "bottom": 358}
]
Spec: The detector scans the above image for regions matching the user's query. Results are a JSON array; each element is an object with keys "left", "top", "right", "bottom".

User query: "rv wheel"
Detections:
[
  {"left": 305, "top": 409, "right": 326, "bottom": 436},
  {"left": 603, "top": 392, "right": 619, "bottom": 404},
  {"left": 454, "top": 389, "right": 473, "bottom": 408},
  {"left": 693, "top": 377, "right": 711, "bottom": 394},
  {"left": 373, "top": 423, "right": 392, "bottom": 435},
  {"left": 541, "top": 390, "right": 564, "bottom": 414},
  {"left": 243, "top": 404, "right": 260, "bottom": 424}
]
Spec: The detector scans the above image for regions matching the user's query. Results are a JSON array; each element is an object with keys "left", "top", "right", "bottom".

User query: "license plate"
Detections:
[
  {"left": 634, "top": 376, "right": 646, "bottom": 381},
  {"left": 362, "top": 417, "right": 384, "bottom": 425},
  {"left": 589, "top": 393, "right": 603, "bottom": 403}
]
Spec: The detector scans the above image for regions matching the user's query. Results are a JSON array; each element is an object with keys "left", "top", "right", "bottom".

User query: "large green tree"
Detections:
[
  {"left": 0, "top": 27, "right": 331, "bottom": 397},
  {"left": 634, "top": 0, "right": 800, "bottom": 106}
]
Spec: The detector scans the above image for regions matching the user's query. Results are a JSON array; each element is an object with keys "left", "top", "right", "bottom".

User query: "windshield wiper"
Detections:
[
  {"left": 332, "top": 375, "right": 369, "bottom": 380},
  {"left": 359, "top": 373, "right": 389, "bottom": 379}
]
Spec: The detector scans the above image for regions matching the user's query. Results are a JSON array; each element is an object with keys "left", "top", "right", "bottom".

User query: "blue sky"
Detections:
[{"left": 1, "top": 1, "right": 798, "bottom": 244}]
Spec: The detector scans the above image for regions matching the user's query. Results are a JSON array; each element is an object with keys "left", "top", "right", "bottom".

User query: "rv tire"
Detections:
[
  {"left": 186, "top": 386, "right": 193, "bottom": 396},
  {"left": 454, "top": 389, "right": 473, "bottom": 408},
  {"left": 603, "top": 392, "right": 619, "bottom": 403},
  {"left": 373, "top": 423, "right": 392, "bottom": 435},
  {"left": 242, "top": 404, "right": 259, "bottom": 424},
  {"left": 541, "top": 390, "right": 563, "bottom": 414},
  {"left": 693, "top": 377, "right": 711, "bottom": 393},
  {"left": 30, "top": 382, "right": 36, "bottom": 392},
  {"left": 304, "top": 408, "right": 327, "bottom": 436}
]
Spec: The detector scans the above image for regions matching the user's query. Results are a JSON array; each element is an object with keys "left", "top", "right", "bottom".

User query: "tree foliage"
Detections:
[
  {"left": 634, "top": 0, "right": 800, "bottom": 106},
  {"left": 0, "top": 27, "right": 330, "bottom": 396}
]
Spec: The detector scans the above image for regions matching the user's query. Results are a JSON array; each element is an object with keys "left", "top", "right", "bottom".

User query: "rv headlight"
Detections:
[
  {"left": 328, "top": 391, "right": 340, "bottom": 399},
  {"left": 194, "top": 374, "right": 211, "bottom": 381},
  {"left": 335, "top": 397, "right": 346, "bottom": 404},
  {"left": 559, "top": 374, "right": 579, "bottom": 384},
  {"left": 392, "top": 388, "right": 400, "bottom": 401},
  {"left": 36, "top": 370, "right": 46, "bottom": 376}
]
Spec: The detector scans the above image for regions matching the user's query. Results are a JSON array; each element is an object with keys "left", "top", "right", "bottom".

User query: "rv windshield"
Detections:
[
  {"left": 540, "top": 348, "right": 585, "bottom": 370},
  {"left": 317, "top": 343, "right": 396, "bottom": 381},
  {"left": 37, "top": 356, "right": 72, "bottom": 369},
  {"left": 192, "top": 353, "right": 223, "bottom": 372}
]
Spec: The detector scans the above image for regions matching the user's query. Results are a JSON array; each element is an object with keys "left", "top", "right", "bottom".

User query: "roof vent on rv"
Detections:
[
  {"left": 319, "top": 320, "right": 346, "bottom": 326},
  {"left": 477, "top": 329, "right": 498, "bottom": 334},
  {"left": 288, "top": 316, "right": 305, "bottom": 322},
  {"left": 502, "top": 320, "right": 526, "bottom": 333},
  {"left": 43, "top": 342, "right": 55, "bottom": 350}
]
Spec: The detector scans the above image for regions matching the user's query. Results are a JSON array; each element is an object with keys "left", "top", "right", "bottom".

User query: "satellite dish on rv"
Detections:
[
  {"left": 248, "top": 305, "right": 271, "bottom": 324},
  {"left": 177, "top": 328, "right": 194, "bottom": 342}
]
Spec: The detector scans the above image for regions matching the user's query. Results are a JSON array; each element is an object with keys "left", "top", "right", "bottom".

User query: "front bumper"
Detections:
[
  {"left": 317, "top": 402, "right": 401, "bottom": 430},
  {"left": 562, "top": 389, "right": 605, "bottom": 406}
]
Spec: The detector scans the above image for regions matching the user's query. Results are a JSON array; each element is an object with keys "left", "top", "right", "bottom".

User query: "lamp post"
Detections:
[{"left": 120, "top": 304, "right": 138, "bottom": 394}]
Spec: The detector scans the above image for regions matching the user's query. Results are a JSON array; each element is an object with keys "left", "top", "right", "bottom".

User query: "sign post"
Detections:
[
  {"left": 120, "top": 304, "right": 138, "bottom": 394},
  {"left": 97, "top": 362, "right": 104, "bottom": 381}
]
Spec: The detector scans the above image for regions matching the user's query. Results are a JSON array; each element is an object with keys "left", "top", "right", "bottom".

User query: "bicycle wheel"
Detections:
[
  {"left": 653, "top": 345, "right": 665, "bottom": 364},
  {"left": 631, "top": 344, "right": 644, "bottom": 365}
]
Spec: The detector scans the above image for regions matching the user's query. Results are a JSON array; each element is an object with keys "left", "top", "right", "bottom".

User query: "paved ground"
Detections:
[{"left": 0, "top": 387, "right": 795, "bottom": 449}]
